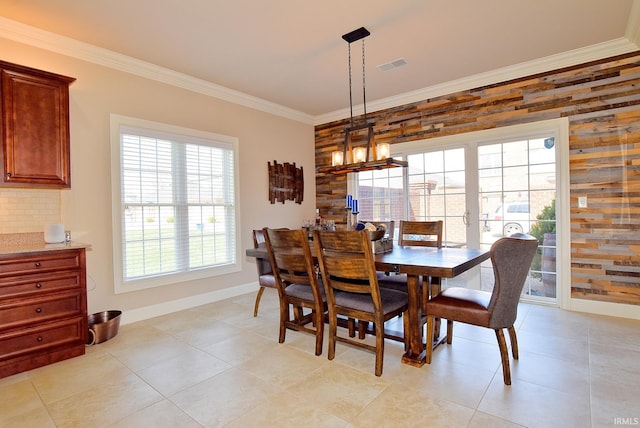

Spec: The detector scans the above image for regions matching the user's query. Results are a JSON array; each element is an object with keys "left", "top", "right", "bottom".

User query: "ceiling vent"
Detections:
[{"left": 377, "top": 58, "right": 408, "bottom": 72}]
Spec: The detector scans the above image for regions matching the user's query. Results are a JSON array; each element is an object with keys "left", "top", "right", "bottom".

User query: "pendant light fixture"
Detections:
[{"left": 318, "top": 27, "right": 407, "bottom": 175}]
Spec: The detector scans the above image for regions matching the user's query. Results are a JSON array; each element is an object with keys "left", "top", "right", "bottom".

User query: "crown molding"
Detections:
[
  {"left": 314, "top": 37, "right": 639, "bottom": 125},
  {"left": 0, "top": 16, "right": 315, "bottom": 125},
  {"left": 626, "top": 0, "right": 640, "bottom": 46},
  {"left": 1, "top": 16, "right": 637, "bottom": 128}
]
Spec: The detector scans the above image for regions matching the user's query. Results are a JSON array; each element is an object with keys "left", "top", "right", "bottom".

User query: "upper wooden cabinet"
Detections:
[{"left": 0, "top": 60, "right": 75, "bottom": 188}]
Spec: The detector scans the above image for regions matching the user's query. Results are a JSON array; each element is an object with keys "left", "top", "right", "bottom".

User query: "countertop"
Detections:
[{"left": 0, "top": 232, "right": 91, "bottom": 255}]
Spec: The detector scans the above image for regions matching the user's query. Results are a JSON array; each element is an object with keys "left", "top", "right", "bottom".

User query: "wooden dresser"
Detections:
[{"left": 0, "top": 236, "right": 89, "bottom": 378}]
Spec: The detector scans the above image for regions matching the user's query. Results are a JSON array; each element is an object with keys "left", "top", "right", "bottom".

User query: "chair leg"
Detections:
[
  {"left": 253, "top": 286, "right": 265, "bottom": 317},
  {"left": 507, "top": 325, "right": 519, "bottom": 359},
  {"left": 429, "top": 277, "right": 441, "bottom": 300},
  {"left": 328, "top": 314, "right": 338, "bottom": 361},
  {"left": 358, "top": 320, "right": 368, "bottom": 339},
  {"left": 374, "top": 321, "right": 384, "bottom": 376},
  {"left": 446, "top": 320, "right": 453, "bottom": 344},
  {"left": 314, "top": 310, "right": 324, "bottom": 356},
  {"left": 347, "top": 318, "right": 356, "bottom": 337},
  {"left": 425, "top": 277, "right": 442, "bottom": 341},
  {"left": 495, "top": 329, "right": 512, "bottom": 385},
  {"left": 426, "top": 315, "right": 435, "bottom": 364},
  {"left": 279, "top": 303, "right": 288, "bottom": 344}
]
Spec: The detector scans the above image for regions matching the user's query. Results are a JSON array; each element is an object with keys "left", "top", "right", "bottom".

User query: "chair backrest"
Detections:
[
  {"left": 487, "top": 233, "right": 539, "bottom": 328},
  {"left": 313, "top": 230, "right": 383, "bottom": 309},
  {"left": 252, "top": 229, "right": 272, "bottom": 276},
  {"left": 398, "top": 220, "right": 443, "bottom": 247},
  {"left": 263, "top": 228, "right": 322, "bottom": 299}
]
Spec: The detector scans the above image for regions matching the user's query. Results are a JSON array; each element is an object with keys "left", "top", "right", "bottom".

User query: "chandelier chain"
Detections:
[
  {"left": 362, "top": 39, "right": 367, "bottom": 120},
  {"left": 348, "top": 43, "right": 354, "bottom": 127}
]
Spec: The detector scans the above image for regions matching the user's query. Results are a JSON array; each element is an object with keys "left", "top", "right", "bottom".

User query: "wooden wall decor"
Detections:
[{"left": 268, "top": 160, "right": 303, "bottom": 204}]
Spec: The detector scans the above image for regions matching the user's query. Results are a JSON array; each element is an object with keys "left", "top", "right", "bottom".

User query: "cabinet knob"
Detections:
[
  {"left": 37, "top": 336, "right": 43, "bottom": 342},
  {"left": 36, "top": 307, "right": 42, "bottom": 313},
  {"left": 6, "top": 172, "right": 11, "bottom": 179},
  {"left": 36, "top": 283, "right": 42, "bottom": 288},
  {"left": 35, "top": 262, "right": 41, "bottom": 268}
]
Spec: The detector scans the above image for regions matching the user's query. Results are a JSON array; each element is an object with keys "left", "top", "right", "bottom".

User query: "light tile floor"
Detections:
[{"left": 2, "top": 288, "right": 639, "bottom": 428}]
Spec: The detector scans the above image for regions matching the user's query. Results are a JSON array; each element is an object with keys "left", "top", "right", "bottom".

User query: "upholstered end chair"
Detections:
[
  {"left": 252, "top": 229, "right": 277, "bottom": 317},
  {"left": 425, "top": 233, "right": 539, "bottom": 385}
]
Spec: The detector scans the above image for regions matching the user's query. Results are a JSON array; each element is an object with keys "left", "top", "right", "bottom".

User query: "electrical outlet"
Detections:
[{"left": 578, "top": 196, "right": 587, "bottom": 208}]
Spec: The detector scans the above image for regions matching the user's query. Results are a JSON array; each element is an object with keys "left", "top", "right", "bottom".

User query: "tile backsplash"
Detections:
[{"left": 0, "top": 189, "right": 61, "bottom": 234}]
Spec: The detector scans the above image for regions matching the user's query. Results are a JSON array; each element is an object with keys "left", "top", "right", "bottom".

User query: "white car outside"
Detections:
[{"left": 493, "top": 202, "right": 530, "bottom": 236}]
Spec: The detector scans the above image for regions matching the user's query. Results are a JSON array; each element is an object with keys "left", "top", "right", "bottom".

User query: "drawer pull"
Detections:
[
  {"left": 35, "top": 262, "right": 41, "bottom": 268},
  {"left": 37, "top": 336, "right": 43, "bottom": 342},
  {"left": 36, "top": 307, "right": 42, "bottom": 313},
  {"left": 36, "top": 283, "right": 42, "bottom": 288}
]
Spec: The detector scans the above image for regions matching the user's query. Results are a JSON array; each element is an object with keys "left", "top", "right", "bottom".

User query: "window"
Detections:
[
  {"left": 356, "top": 161, "right": 405, "bottom": 222},
  {"left": 110, "top": 115, "right": 240, "bottom": 293}
]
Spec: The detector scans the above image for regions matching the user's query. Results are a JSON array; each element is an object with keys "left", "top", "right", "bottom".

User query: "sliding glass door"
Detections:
[{"left": 355, "top": 120, "right": 566, "bottom": 303}]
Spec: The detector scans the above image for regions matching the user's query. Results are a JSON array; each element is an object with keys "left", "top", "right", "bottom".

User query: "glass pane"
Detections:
[
  {"left": 424, "top": 151, "right": 444, "bottom": 172},
  {"left": 478, "top": 144, "right": 502, "bottom": 168},
  {"left": 444, "top": 170, "right": 465, "bottom": 191},
  {"left": 529, "top": 138, "right": 556, "bottom": 164},
  {"left": 503, "top": 166, "right": 529, "bottom": 192},
  {"left": 407, "top": 153, "right": 425, "bottom": 174},
  {"left": 444, "top": 148, "right": 465, "bottom": 171},
  {"left": 503, "top": 140, "right": 528, "bottom": 166}
]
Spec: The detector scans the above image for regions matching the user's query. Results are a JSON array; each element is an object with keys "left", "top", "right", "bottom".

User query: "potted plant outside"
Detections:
[{"left": 529, "top": 199, "right": 556, "bottom": 298}]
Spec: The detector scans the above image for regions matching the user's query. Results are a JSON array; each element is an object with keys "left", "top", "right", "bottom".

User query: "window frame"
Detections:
[{"left": 110, "top": 114, "right": 241, "bottom": 294}]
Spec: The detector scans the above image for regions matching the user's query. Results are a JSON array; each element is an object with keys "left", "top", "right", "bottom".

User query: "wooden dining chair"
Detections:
[
  {"left": 378, "top": 220, "right": 444, "bottom": 305},
  {"left": 399, "top": 220, "right": 443, "bottom": 248},
  {"left": 263, "top": 227, "right": 327, "bottom": 356},
  {"left": 313, "top": 229, "right": 408, "bottom": 376},
  {"left": 424, "top": 233, "right": 538, "bottom": 385},
  {"left": 252, "top": 229, "right": 277, "bottom": 317}
]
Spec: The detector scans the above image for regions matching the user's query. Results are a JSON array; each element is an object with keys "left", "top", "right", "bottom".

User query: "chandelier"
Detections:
[{"left": 318, "top": 27, "right": 407, "bottom": 175}]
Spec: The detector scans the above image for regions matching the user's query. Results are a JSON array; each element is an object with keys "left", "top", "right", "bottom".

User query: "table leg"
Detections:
[{"left": 401, "top": 273, "right": 426, "bottom": 367}]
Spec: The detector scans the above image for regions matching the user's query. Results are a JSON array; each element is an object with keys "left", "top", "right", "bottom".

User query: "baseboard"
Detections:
[
  {"left": 119, "top": 282, "right": 257, "bottom": 325},
  {"left": 568, "top": 297, "right": 640, "bottom": 320}
]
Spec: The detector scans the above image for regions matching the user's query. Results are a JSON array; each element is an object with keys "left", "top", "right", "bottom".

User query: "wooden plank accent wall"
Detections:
[{"left": 315, "top": 51, "right": 640, "bottom": 306}]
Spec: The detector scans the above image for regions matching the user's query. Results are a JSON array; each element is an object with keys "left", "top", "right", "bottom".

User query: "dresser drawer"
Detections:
[
  {"left": 0, "top": 291, "right": 81, "bottom": 331},
  {"left": 0, "top": 270, "right": 81, "bottom": 299},
  {"left": 0, "top": 250, "right": 81, "bottom": 276},
  {"left": 0, "top": 317, "right": 84, "bottom": 361}
]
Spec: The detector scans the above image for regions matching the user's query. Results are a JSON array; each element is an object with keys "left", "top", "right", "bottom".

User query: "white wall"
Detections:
[{"left": 0, "top": 37, "right": 315, "bottom": 319}]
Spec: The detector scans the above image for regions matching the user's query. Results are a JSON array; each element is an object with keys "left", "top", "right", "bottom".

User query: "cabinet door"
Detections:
[{"left": 1, "top": 67, "right": 73, "bottom": 188}]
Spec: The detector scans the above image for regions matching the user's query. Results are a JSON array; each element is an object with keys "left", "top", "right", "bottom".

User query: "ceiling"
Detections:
[{"left": 0, "top": 0, "right": 638, "bottom": 122}]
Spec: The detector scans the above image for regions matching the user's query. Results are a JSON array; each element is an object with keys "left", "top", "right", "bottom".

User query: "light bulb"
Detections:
[
  {"left": 353, "top": 147, "right": 367, "bottom": 163},
  {"left": 377, "top": 143, "right": 390, "bottom": 160},
  {"left": 332, "top": 151, "right": 344, "bottom": 166}
]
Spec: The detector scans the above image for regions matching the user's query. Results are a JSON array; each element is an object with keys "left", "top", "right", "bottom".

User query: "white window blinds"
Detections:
[{"left": 111, "top": 116, "right": 238, "bottom": 292}]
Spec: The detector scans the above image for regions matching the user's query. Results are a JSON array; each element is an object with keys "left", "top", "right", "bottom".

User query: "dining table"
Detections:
[{"left": 245, "top": 242, "right": 490, "bottom": 367}]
